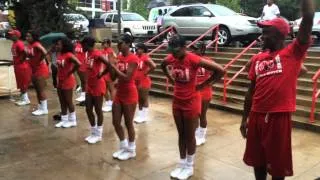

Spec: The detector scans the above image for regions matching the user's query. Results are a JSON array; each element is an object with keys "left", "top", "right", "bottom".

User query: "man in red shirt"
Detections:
[
  {"left": 241, "top": 0, "right": 314, "bottom": 179},
  {"left": 9, "top": 30, "right": 32, "bottom": 106}
]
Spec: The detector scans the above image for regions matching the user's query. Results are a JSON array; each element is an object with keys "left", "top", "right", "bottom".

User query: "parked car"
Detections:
[
  {"left": 100, "top": 11, "right": 157, "bottom": 39},
  {"left": 293, "top": 12, "right": 320, "bottom": 39},
  {"left": 64, "top": 13, "right": 89, "bottom": 33},
  {"left": 161, "top": 3, "right": 261, "bottom": 45},
  {"left": 148, "top": 6, "right": 177, "bottom": 22}
]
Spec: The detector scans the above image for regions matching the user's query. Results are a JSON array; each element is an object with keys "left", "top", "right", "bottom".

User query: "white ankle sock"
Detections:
[
  {"left": 40, "top": 100, "right": 47, "bottom": 110},
  {"left": 107, "top": 100, "right": 113, "bottom": 106},
  {"left": 69, "top": 111, "right": 76, "bottom": 122},
  {"left": 128, "top": 141, "right": 136, "bottom": 151},
  {"left": 22, "top": 93, "right": 29, "bottom": 101},
  {"left": 61, "top": 114, "right": 68, "bottom": 122},
  {"left": 142, "top": 107, "right": 149, "bottom": 116},
  {"left": 96, "top": 126, "right": 103, "bottom": 137},
  {"left": 120, "top": 139, "right": 128, "bottom": 149},
  {"left": 186, "top": 154, "right": 195, "bottom": 166}
]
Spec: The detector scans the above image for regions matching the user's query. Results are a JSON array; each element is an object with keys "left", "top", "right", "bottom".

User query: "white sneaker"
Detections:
[
  {"left": 112, "top": 149, "right": 126, "bottom": 159},
  {"left": 177, "top": 166, "right": 194, "bottom": 180},
  {"left": 62, "top": 121, "right": 77, "bottom": 128},
  {"left": 76, "top": 86, "right": 81, "bottom": 94},
  {"left": 15, "top": 100, "right": 30, "bottom": 106},
  {"left": 76, "top": 93, "right": 85, "bottom": 102},
  {"left": 32, "top": 109, "right": 48, "bottom": 116},
  {"left": 87, "top": 135, "right": 102, "bottom": 144},
  {"left": 85, "top": 135, "right": 94, "bottom": 142},
  {"left": 102, "top": 105, "right": 112, "bottom": 112},
  {"left": 117, "top": 150, "right": 136, "bottom": 161},
  {"left": 134, "top": 116, "right": 146, "bottom": 124},
  {"left": 170, "top": 160, "right": 186, "bottom": 179},
  {"left": 55, "top": 121, "right": 66, "bottom": 128},
  {"left": 196, "top": 128, "right": 207, "bottom": 146}
]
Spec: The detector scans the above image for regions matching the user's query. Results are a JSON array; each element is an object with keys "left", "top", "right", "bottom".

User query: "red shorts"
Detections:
[
  {"left": 173, "top": 93, "right": 201, "bottom": 119},
  {"left": 135, "top": 76, "right": 151, "bottom": 89},
  {"left": 78, "top": 63, "right": 87, "bottom": 72},
  {"left": 57, "top": 75, "right": 76, "bottom": 90},
  {"left": 86, "top": 78, "right": 106, "bottom": 96},
  {"left": 14, "top": 64, "right": 31, "bottom": 91},
  {"left": 114, "top": 85, "right": 138, "bottom": 105},
  {"left": 31, "top": 63, "right": 49, "bottom": 79},
  {"left": 200, "top": 86, "right": 212, "bottom": 101},
  {"left": 243, "top": 111, "right": 293, "bottom": 177}
]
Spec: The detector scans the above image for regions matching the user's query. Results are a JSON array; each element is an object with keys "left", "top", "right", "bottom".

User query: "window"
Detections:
[
  {"left": 171, "top": 7, "right": 192, "bottom": 17},
  {"left": 122, "top": 14, "right": 145, "bottom": 21},
  {"left": 113, "top": 14, "right": 119, "bottom": 23},
  {"left": 190, "top": 6, "right": 210, "bottom": 17},
  {"left": 105, "top": 14, "right": 113, "bottom": 23},
  {"left": 207, "top": 5, "right": 237, "bottom": 16}
]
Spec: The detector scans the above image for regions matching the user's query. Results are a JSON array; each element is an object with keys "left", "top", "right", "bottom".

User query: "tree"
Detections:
[
  {"left": 8, "top": 0, "right": 75, "bottom": 36},
  {"left": 128, "top": 0, "right": 149, "bottom": 18}
]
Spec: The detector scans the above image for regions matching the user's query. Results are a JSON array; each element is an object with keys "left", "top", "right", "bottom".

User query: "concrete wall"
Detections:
[{"left": 0, "top": 39, "right": 13, "bottom": 61}]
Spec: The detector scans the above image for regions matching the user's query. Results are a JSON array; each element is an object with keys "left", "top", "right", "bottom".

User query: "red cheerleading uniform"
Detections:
[
  {"left": 26, "top": 42, "right": 49, "bottom": 78},
  {"left": 12, "top": 40, "right": 31, "bottom": 91},
  {"left": 244, "top": 39, "right": 311, "bottom": 177},
  {"left": 74, "top": 42, "right": 87, "bottom": 73},
  {"left": 165, "top": 52, "right": 201, "bottom": 118},
  {"left": 102, "top": 47, "right": 115, "bottom": 82},
  {"left": 114, "top": 53, "right": 139, "bottom": 105},
  {"left": 135, "top": 54, "right": 152, "bottom": 89},
  {"left": 197, "top": 56, "right": 213, "bottom": 101},
  {"left": 56, "top": 52, "right": 76, "bottom": 90},
  {"left": 85, "top": 49, "right": 106, "bottom": 96}
]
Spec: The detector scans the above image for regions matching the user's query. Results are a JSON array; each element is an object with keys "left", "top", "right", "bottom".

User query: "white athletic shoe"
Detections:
[
  {"left": 112, "top": 149, "right": 126, "bottom": 159},
  {"left": 32, "top": 109, "right": 48, "bottom": 116},
  {"left": 87, "top": 135, "right": 102, "bottom": 144},
  {"left": 15, "top": 100, "right": 30, "bottom": 106},
  {"left": 196, "top": 128, "right": 207, "bottom": 146},
  {"left": 62, "top": 121, "right": 77, "bottom": 128},
  {"left": 134, "top": 116, "right": 147, "bottom": 124},
  {"left": 117, "top": 150, "right": 136, "bottom": 161},
  {"left": 170, "top": 160, "right": 186, "bottom": 179},
  {"left": 76, "top": 93, "right": 85, "bottom": 102},
  {"left": 85, "top": 127, "right": 96, "bottom": 142},
  {"left": 102, "top": 105, "right": 112, "bottom": 112},
  {"left": 55, "top": 121, "right": 66, "bottom": 128},
  {"left": 177, "top": 166, "right": 194, "bottom": 180}
]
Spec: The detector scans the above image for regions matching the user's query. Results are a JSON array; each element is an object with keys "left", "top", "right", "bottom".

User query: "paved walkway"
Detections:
[{"left": 0, "top": 89, "right": 320, "bottom": 180}]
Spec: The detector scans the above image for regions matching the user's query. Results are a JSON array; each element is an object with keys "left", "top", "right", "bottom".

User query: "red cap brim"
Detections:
[{"left": 257, "top": 21, "right": 273, "bottom": 28}]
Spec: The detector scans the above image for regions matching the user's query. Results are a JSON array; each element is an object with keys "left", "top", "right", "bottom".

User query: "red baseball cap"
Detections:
[
  {"left": 8, "top": 30, "right": 21, "bottom": 38},
  {"left": 257, "top": 18, "right": 290, "bottom": 37}
]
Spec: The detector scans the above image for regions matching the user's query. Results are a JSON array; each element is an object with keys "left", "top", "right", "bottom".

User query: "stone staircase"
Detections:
[{"left": 147, "top": 44, "right": 320, "bottom": 132}]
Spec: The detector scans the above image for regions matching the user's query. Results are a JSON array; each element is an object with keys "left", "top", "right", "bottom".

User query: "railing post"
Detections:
[
  {"left": 310, "top": 80, "right": 317, "bottom": 123},
  {"left": 223, "top": 73, "right": 227, "bottom": 103},
  {"left": 215, "top": 25, "right": 219, "bottom": 52}
]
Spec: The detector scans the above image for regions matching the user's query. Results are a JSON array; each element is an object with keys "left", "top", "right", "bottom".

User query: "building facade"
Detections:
[{"left": 69, "top": 0, "right": 117, "bottom": 18}]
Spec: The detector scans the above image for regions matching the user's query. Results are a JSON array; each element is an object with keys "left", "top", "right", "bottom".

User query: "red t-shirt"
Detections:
[
  {"left": 86, "top": 49, "right": 104, "bottom": 85},
  {"left": 74, "top": 42, "right": 85, "bottom": 63},
  {"left": 165, "top": 52, "right": 201, "bottom": 100},
  {"left": 103, "top": 47, "right": 115, "bottom": 57},
  {"left": 197, "top": 56, "right": 212, "bottom": 85},
  {"left": 135, "top": 54, "right": 150, "bottom": 81},
  {"left": 116, "top": 53, "right": 139, "bottom": 89},
  {"left": 12, "top": 40, "right": 26, "bottom": 66},
  {"left": 248, "top": 39, "right": 311, "bottom": 113},
  {"left": 56, "top": 52, "right": 75, "bottom": 81},
  {"left": 26, "top": 42, "right": 45, "bottom": 69}
]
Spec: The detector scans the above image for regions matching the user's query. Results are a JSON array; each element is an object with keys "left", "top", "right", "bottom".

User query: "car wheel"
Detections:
[{"left": 214, "top": 26, "right": 231, "bottom": 46}]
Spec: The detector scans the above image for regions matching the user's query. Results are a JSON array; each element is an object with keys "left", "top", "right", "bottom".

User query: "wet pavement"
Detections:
[{"left": 0, "top": 89, "right": 320, "bottom": 180}]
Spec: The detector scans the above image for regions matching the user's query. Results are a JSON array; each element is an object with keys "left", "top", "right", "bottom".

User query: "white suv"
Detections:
[{"left": 100, "top": 11, "right": 157, "bottom": 39}]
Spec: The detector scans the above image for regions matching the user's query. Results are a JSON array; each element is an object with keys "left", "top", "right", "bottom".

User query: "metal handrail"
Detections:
[
  {"left": 147, "top": 42, "right": 167, "bottom": 56},
  {"left": 310, "top": 68, "right": 320, "bottom": 123},
  {"left": 222, "top": 37, "right": 260, "bottom": 103},
  {"left": 145, "top": 26, "right": 173, "bottom": 44},
  {"left": 186, "top": 25, "right": 219, "bottom": 52}
]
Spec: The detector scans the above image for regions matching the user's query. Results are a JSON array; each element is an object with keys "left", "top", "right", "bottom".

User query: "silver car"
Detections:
[
  {"left": 161, "top": 4, "right": 261, "bottom": 45},
  {"left": 293, "top": 12, "right": 320, "bottom": 39}
]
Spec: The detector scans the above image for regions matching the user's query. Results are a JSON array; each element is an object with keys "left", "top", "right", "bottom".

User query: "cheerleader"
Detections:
[
  {"left": 25, "top": 30, "right": 50, "bottom": 116},
  {"left": 134, "top": 43, "right": 156, "bottom": 123},
  {"left": 81, "top": 37, "right": 110, "bottom": 144},
  {"left": 54, "top": 38, "right": 81, "bottom": 128},
  {"left": 161, "top": 35, "right": 224, "bottom": 179}
]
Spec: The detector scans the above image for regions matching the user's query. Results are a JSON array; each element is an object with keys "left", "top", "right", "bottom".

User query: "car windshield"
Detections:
[
  {"left": 207, "top": 5, "right": 237, "bottom": 16},
  {"left": 122, "top": 14, "right": 145, "bottom": 21},
  {"left": 65, "top": 14, "right": 86, "bottom": 21}
]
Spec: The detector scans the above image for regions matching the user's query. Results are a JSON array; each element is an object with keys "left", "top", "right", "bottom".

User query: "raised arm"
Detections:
[
  {"left": 297, "top": 0, "right": 315, "bottom": 44},
  {"left": 196, "top": 58, "right": 225, "bottom": 90}
]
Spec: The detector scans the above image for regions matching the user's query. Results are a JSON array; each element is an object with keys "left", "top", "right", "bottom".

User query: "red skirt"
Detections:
[{"left": 14, "top": 63, "right": 32, "bottom": 91}]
